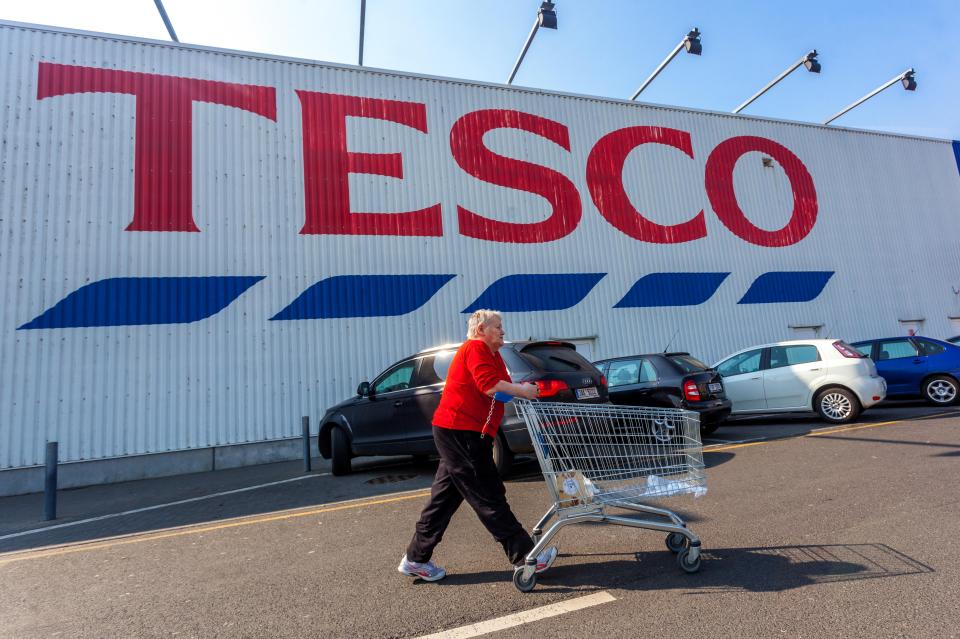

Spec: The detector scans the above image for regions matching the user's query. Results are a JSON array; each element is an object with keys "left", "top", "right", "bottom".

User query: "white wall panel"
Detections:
[{"left": 1, "top": 21, "right": 959, "bottom": 468}]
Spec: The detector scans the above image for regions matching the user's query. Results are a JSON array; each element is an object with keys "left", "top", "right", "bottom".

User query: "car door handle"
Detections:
[
  {"left": 749, "top": 377, "right": 760, "bottom": 380},
  {"left": 809, "top": 368, "right": 821, "bottom": 371},
  {"left": 393, "top": 400, "right": 408, "bottom": 407}
]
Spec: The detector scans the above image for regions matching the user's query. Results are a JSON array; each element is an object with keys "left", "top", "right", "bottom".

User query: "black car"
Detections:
[
  {"left": 318, "top": 341, "right": 608, "bottom": 475},
  {"left": 592, "top": 352, "right": 731, "bottom": 435}
]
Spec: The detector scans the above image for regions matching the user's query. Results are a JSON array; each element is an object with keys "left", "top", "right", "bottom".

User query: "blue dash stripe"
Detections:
[
  {"left": 463, "top": 273, "right": 605, "bottom": 313},
  {"left": 271, "top": 274, "right": 455, "bottom": 320},
  {"left": 19, "top": 276, "right": 264, "bottom": 329},
  {"left": 615, "top": 273, "right": 729, "bottom": 308},
  {"left": 738, "top": 271, "right": 834, "bottom": 304},
  {"left": 953, "top": 140, "right": 960, "bottom": 176}
]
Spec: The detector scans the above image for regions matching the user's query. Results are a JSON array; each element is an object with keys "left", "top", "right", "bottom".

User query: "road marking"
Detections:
[
  {"left": 414, "top": 591, "right": 616, "bottom": 639},
  {"left": 704, "top": 411, "right": 956, "bottom": 453},
  {"left": 3, "top": 410, "right": 952, "bottom": 564},
  {"left": 0, "top": 473, "right": 330, "bottom": 542},
  {"left": 0, "top": 489, "right": 431, "bottom": 565}
]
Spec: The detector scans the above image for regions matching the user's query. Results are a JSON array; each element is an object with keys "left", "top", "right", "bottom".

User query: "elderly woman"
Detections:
[{"left": 398, "top": 310, "right": 558, "bottom": 582}]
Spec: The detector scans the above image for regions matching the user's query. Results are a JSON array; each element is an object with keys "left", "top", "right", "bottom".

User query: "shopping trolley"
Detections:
[{"left": 511, "top": 399, "right": 707, "bottom": 592}]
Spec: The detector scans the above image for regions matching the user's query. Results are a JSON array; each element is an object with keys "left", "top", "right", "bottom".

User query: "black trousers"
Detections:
[{"left": 406, "top": 426, "right": 534, "bottom": 565}]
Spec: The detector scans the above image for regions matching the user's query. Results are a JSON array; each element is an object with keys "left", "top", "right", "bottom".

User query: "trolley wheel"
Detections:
[
  {"left": 513, "top": 568, "right": 537, "bottom": 592},
  {"left": 665, "top": 532, "right": 688, "bottom": 553},
  {"left": 677, "top": 548, "right": 701, "bottom": 574}
]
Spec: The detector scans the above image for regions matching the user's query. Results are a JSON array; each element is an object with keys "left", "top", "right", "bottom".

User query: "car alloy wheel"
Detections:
[
  {"left": 924, "top": 376, "right": 958, "bottom": 405},
  {"left": 819, "top": 391, "right": 852, "bottom": 421}
]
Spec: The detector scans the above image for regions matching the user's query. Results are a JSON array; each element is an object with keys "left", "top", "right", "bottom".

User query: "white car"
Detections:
[{"left": 713, "top": 339, "right": 887, "bottom": 424}]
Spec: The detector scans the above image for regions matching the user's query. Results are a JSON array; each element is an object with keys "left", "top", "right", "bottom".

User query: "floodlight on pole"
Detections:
[
  {"left": 507, "top": 2, "right": 558, "bottom": 85},
  {"left": 823, "top": 68, "right": 916, "bottom": 125},
  {"left": 733, "top": 50, "right": 820, "bottom": 114},
  {"left": 153, "top": 0, "right": 179, "bottom": 42},
  {"left": 359, "top": 0, "right": 367, "bottom": 66},
  {"left": 630, "top": 28, "right": 702, "bottom": 101}
]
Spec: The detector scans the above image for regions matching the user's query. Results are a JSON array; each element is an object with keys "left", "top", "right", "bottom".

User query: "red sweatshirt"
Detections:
[{"left": 432, "top": 339, "right": 510, "bottom": 435}]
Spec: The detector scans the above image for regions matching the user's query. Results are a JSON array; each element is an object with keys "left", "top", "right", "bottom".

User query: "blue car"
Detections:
[{"left": 850, "top": 336, "right": 960, "bottom": 406}]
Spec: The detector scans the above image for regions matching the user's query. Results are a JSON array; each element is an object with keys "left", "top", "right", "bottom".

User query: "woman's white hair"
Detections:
[{"left": 466, "top": 309, "right": 501, "bottom": 339}]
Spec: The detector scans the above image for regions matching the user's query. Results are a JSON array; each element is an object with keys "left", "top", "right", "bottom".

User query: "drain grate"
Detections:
[{"left": 366, "top": 473, "right": 418, "bottom": 485}]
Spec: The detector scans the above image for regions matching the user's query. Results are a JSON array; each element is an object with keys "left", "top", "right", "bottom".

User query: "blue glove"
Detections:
[{"left": 493, "top": 391, "right": 514, "bottom": 403}]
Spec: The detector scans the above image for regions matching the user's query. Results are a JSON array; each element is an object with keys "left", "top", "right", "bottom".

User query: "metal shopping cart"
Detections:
[{"left": 511, "top": 399, "right": 707, "bottom": 592}]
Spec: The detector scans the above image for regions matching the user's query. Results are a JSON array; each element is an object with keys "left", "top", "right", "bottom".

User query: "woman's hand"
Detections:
[{"left": 517, "top": 382, "right": 540, "bottom": 400}]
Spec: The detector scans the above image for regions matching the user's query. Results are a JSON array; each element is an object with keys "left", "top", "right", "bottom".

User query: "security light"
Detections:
[
  {"left": 507, "top": 2, "right": 559, "bottom": 83},
  {"left": 683, "top": 29, "right": 702, "bottom": 55},
  {"left": 901, "top": 70, "right": 917, "bottom": 90},
  {"left": 803, "top": 51, "right": 821, "bottom": 73},
  {"left": 733, "top": 49, "right": 822, "bottom": 113},
  {"left": 538, "top": 2, "right": 558, "bottom": 29},
  {"left": 823, "top": 68, "right": 918, "bottom": 125},
  {"left": 630, "top": 27, "right": 703, "bottom": 99}
]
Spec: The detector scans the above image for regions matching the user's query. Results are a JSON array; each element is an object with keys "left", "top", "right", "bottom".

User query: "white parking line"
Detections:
[
  {"left": 0, "top": 473, "right": 327, "bottom": 542},
  {"left": 414, "top": 591, "right": 616, "bottom": 639}
]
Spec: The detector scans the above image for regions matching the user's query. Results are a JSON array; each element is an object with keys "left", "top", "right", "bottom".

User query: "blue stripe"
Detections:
[
  {"left": 953, "top": 140, "right": 960, "bottom": 176},
  {"left": 19, "top": 276, "right": 264, "bottom": 329},
  {"left": 463, "top": 273, "right": 605, "bottom": 313},
  {"left": 271, "top": 274, "right": 455, "bottom": 320},
  {"left": 615, "top": 272, "right": 729, "bottom": 308},
  {"left": 738, "top": 271, "right": 834, "bottom": 304}
]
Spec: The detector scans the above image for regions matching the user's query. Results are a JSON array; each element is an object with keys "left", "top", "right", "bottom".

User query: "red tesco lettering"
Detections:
[{"left": 37, "top": 63, "right": 818, "bottom": 246}]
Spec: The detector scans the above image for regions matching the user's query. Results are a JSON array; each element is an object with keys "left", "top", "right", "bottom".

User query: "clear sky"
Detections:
[{"left": 2, "top": 0, "right": 957, "bottom": 140}]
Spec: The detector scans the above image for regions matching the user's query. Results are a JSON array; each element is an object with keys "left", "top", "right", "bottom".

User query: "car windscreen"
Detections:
[
  {"left": 519, "top": 345, "right": 592, "bottom": 373},
  {"left": 667, "top": 355, "right": 709, "bottom": 373}
]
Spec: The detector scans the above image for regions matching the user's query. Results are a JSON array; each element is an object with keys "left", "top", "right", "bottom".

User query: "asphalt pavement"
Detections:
[{"left": 1, "top": 401, "right": 958, "bottom": 638}]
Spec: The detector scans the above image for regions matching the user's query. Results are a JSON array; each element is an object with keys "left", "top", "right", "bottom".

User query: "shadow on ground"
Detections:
[{"left": 442, "top": 542, "right": 934, "bottom": 593}]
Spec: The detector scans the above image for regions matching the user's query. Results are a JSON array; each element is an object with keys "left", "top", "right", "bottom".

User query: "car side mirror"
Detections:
[{"left": 357, "top": 381, "right": 371, "bottom": 397}]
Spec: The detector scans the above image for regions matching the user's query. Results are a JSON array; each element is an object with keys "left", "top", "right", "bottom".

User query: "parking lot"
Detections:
[{"left": 2, "top": 401, "right": 958, "bottom": 639}]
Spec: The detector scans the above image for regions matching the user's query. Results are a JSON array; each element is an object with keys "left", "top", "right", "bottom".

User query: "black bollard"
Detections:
[
  {"left": 302, "top": 416, "right": 311, "bottom": 473},
  {"left": 44, "top": 441, "right": 58, "bottom": 520}
]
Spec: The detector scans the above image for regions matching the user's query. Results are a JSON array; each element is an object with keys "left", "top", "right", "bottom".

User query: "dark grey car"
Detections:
[{"left": 318, "top": 341, "right": 608, "bottom": 475}]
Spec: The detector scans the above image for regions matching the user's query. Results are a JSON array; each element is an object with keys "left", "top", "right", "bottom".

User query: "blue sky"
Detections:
[{"left": 3, "top": 0, "right": 958, "bottom": 139}]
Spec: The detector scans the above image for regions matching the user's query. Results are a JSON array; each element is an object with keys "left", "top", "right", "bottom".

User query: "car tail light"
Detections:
[
  {"left": 832, "top": 341, "right": 862, "bottom": 358},
  {"left": 600, "top": 376, "right": 607, "bottom": 388},
  {"left": 536, "top": 379, "right": 569, "bottom": 398},
  {"left": 683, "top": 379, "right": 701, "bottom": 401}
]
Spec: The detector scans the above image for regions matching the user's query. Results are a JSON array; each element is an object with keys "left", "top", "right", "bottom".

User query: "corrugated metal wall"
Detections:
[{"left": 2, "top": 21, "right": 959, "bottom": 469}]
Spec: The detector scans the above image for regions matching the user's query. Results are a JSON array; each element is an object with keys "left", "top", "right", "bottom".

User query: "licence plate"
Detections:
[
  {"left": 575, "top": 386, "right": 599, "bottom": 400},
  {"left": 708, "top": 383, "right": 723, "bottom": 393}
]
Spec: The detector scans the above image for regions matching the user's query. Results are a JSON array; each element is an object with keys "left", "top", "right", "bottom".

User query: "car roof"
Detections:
[
  {"left": 714, "top": 339, "right": 842, "bottom": 362},
  {"left": 851, "top": 335, "right": 941, "bottom": 344},
  {"left": 415, "top": 339, "right": 574, "bottom": 355},
  {"left": 593, "top": 352, "right": 692, "bottom": 364}
]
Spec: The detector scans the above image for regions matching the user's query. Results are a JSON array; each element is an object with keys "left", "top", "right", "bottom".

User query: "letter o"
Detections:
[{"left": 705, "top": 136, "right": 818, "bottom": 247}]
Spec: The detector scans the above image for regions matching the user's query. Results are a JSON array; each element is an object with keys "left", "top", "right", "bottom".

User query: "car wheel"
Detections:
[
  {"left": 923, "top": 375, "right": 958, "bottom": 406},
  {"left": 815, "top": 387, "right": 861, "bottom": 424},
  {"left": 330, "top": 427, "right": 352, "bottom": 476},
  {"left": 492, "top": 433, "right": 514, "bottom": 476}
]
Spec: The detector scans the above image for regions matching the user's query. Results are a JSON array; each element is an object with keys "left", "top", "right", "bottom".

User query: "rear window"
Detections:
[
  {"left": 428, "top": 351, "right": 456, "bottom": 382},
  {"left": 667, "top": 355, "right": 709, "bottom": 373},
  {"left": 852, "top": 342, "right": 872, "bottom": 357},
  {"left": 499, "top": 347, "right": 532, "bottom": 376},
  {"left": 916, "top": 339, "right": 945, "bottom": 356},
  {"left": 519, "top": 345, "right": 593, "bottom": 373}
]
